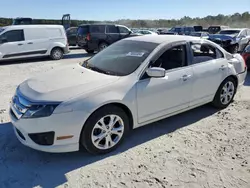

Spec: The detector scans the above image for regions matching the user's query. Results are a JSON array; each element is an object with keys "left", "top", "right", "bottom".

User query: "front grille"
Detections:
[
  {"left": 29, "top": 132, "right": 55, "bottom": 146},
  {"left": 10, "top": 108, "right": 17, "bottom": 120},
  {"left": 11, "top": 92, "right": 31, "bottom": 119},
  {"left": 16, "top": 128, "right": 26, "bottom": 141}
]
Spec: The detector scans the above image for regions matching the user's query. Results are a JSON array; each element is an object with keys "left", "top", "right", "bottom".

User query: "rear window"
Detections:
[
  {"left": 77, "top": 26, "right": 89, "bottom": 35},
  {"left": 90, "top": 25, "right": 105, "bottom": 33},
  {"left": 219, "top": 30, "right": 240, "bottom": 35}
]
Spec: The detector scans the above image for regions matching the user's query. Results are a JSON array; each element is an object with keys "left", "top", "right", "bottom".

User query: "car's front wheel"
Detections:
[
  {"left": 80, "top": 105, "right": 129, "bottom": 154},
  {"left": 212, "top": 77, "right": 237, "bottom": 109}
]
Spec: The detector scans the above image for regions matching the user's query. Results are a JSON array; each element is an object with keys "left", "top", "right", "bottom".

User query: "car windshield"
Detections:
[
  {"left": 81, "top": 40, "right": 158, "bottom": 76},
  {"left": 219, "top": 30, "right": 240, "bottom": 35},
  {"left": 190, "top": 32, "right": 201, "bottom": 37}
]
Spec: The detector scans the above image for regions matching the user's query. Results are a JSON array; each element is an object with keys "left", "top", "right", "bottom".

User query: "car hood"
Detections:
[
  {"left": 209, "top": 34, "right": 236, "bottom": 41},
  {"left": 18, "top": 64, "right": 120, "bottom": 102}
]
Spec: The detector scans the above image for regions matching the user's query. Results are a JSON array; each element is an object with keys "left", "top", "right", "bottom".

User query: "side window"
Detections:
[
  {"left": 0, "top": 30, "right": 24, "bottom": 42},
  {"left": 247, "top": 29, "right": 250, "bottom": 36},
  {"left": 240, "top": 30, "right": 247, "bottom": 37},
  {"left": 90, "top": 25, "right": 105, "bottom": 33},
  {"left": 152, "top": 45, "right": 187, "bottom": 70},
  {"left": 190, "top": 43, "right": 223, "bottom": 64},
  {"left": 118, "top": 26, "right": 130, "bottom": 34},
  {"left": 106, "top": 25, "right": 119, "bottom": 34}
]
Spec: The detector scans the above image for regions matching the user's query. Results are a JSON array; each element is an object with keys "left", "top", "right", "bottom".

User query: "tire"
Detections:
[
  {"left": 212, "top": 77, "right": 237, "bottom": 109},
  {"left": 86, "top": 49, "right": 94, "bottom": 54},
  {"left": 98, "top": 42, "right": 108, "bottom": 52},
  {"left": 50, "top": 48, "right": 63, "bottom": 60},
  {"left": 80, "top": 105, "right": 129, "bottom": 155},
  {"left": 230, "top": 44, "right": 239, "bottom": 54}
]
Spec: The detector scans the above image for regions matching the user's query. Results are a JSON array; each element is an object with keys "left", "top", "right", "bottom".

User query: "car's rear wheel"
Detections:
[
  {"left": 212, "top": 77, "right": 237, "bottom": 109},
  {"left": 99, "top": 42, "right": 108, "bottom": 52},
  {"left": 80, "top": 105, "right": 129, "bottom": 154},
  {"left": 86, "top": 49, "right": 94, "bottom": 54},
  {"left": 50, "top": 48, "right": 64, "bottom": 60}
]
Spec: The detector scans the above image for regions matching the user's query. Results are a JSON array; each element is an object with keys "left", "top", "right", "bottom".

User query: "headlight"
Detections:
[{"left": 22, "top": 104, "right": 59, "bottom": 119}]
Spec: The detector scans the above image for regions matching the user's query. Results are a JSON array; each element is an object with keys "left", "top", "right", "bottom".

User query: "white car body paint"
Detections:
[{"left": 9, "top": 35, "right": 247, "bottom": 153}]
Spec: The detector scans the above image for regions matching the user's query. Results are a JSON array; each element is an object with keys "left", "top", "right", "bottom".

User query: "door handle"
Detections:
[
  {"left": 17, "top": 43, "right": 23, "bottom": 46},
  {"left": 27, "top": 42, "right": 33, "bottom": 44},
  {"left": 219, "top": 65, "right": 226, "bottom": 70},
  {"left": 182, "top": 75, "right": 191, "bottom": 81}
]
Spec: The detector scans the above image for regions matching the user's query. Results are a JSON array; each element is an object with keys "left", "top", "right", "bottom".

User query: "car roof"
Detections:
[
  {"left": 3, "top": 25, "right": 64, "bottom": 29},
  {"left": 124, "top": 35, "right": 198, "bottom": 44}
]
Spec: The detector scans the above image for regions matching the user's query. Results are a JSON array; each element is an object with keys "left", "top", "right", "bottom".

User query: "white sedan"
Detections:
[{"left": 9, "top": 35, "right": 247, "bottom": 154}]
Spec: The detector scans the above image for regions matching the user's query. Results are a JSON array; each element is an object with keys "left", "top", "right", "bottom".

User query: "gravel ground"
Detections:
[{"left": 0, "top": 49, "right": 250, "bottom": 188}]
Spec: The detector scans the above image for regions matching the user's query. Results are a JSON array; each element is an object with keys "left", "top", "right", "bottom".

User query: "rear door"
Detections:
[
  {"left": 76, "top": 25, "right": 89, "bottom": 47},
  {"left": 0, "top": 29, "right": 25, "bottom": 59},
  {"left": 66, "top": 27, "right": 77, "bottom": 46},
  {"left": 189, "top": 42, "right": 228, "bottom": 106},
  {"left": 105, "top": 25, "right": 120, "bottom": 44}
]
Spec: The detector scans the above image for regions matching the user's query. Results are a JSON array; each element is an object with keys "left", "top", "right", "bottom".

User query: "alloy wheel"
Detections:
[
  {"left": 220, "top": 81, "right": 235, "bottom": 105},
  {"left": 91, "top": 115, "right": 124, "bottom": 150}
]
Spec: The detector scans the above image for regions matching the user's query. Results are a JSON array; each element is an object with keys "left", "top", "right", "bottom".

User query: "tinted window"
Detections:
[
  {"left": 77, "top": 26, "right": 89, "bottom": 35},
  {"left": 106, "top": 25, "right": 119, "bottom": 33},
  {"left": 191, "top": 43, "right": 223, "bottom": 64},
  {"left": 118, "top": 26, "right": 130, "bottom": 34},
  {"left": 0, "top": 28, "right": 5, "bottom": 34},
  {"left": 90, "top": 25, "right": 105, "bottom": 33},
  {"left": 0, "top": 30, "right": 24, "bottom": 42},
  {"left": 82, "top": 40, "right": 158, "bottom": 76},
  {"left": 219, "top": 30, "right": 240, "bottom": 35},
  {"left": 152, "top": 45, "right": 187, "bottom": 70},
  {"left": 67, "top": 28, "right": 77, "bottom": 35}
]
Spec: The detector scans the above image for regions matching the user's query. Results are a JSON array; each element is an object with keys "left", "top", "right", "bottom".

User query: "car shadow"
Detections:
[
  {"left": 0, "top": 104, "right": 218, "bottom": 188},
  {"left": 243, "top": 71, "right": 250, "bottom": 86}
]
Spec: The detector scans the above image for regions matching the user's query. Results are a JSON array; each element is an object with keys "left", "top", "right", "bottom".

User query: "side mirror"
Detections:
[{"left": 146, "top": 67, "right": 166, "bottom": 78}]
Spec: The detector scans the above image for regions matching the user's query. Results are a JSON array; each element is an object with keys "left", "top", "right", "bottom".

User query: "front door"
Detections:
[
  {"left": 136, "top": 44, "right": 193, "bottom": 123},
  {"left": 189, "top": 42, "right": 228, "bottom": 106},
  {"left": 0, "top": 29, "right": 25, "bottom": 59}
]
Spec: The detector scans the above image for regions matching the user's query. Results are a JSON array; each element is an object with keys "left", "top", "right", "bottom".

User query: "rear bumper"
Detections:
[
  {"left": 63, "top": 46, "right": 70, "bottom": 54},
  {"left": 237, "top": 68, "right": 247, "bottom": 88}
]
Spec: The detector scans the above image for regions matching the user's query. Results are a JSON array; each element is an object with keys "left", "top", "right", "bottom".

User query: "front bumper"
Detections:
[{"left": 9, "top": 105, "right": 89, "bottom": 153}]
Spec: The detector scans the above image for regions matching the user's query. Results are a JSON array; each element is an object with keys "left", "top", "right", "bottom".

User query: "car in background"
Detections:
[
  {"left": 208, "top": 28, "right": 250, "bottom": 53},
  {"left": 135, "top": 30, "right": 158, "bottom": 35},
  {"left": 189, "top": 32, "right": 209, "bottom": 39},
  {"left": 76, "top": 23, "right": 141, "bottom": 53},
  {"left": 163, "top": 26, "right": 195, "bottom": 35},
  {"left": 66, "top": 27, "right": 78, "bottom": 46},
  {"left": 0, "top": 25, "right": 69, "bottom": 61},
  {"left": 207, "top": 25, "right": 229, "bottom": 34},
  {"left": 9, "top": 35, "right": 246, "bottom": 154},
  {"left": 241, "top": 44, "right": 250, "bottom": 69}
]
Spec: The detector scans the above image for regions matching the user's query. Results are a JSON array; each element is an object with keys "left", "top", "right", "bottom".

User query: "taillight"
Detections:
[{"left": 86, "top": 33, "right": 91, "bottom": 41}]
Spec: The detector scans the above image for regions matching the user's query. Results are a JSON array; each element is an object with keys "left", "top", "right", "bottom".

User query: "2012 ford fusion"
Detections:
[{"left": 9, "top": 35, "right": 247, "bottom": 154}]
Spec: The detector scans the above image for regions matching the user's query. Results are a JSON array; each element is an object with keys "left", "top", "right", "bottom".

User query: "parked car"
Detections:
[
  {"left": 76, "top": 23, "right": 141, "bottom": 53},
  {"left": 9, "top": 35, "right": 247, "bottom": 154},
  {"left": 163, "top": 26, "right": 195, "bottom": 35},
  {"left": 241, "top": 44, "right": 250, "bottom": 69},
  {"left": 189, "top": 32, "right": 209, "bottom": 39},
  {"left": 135, "top": 30, "right": 158, "bottom": 35},
  {"left": 0, "top": 25, "right": 69, "bottom": 61},
  {"left": 66, "top": 27, "right": 78, "bottom": 46},
  {"left": 208, "top": 28, "right": 250, "bottom": 53},
  {"left": 207, "top": 25, "right": 229, "bottom": 34}
]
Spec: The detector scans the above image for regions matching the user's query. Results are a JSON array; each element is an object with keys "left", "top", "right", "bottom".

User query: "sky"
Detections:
[{"left": 1, "top": 0, "right": 250, "bottom": 21}]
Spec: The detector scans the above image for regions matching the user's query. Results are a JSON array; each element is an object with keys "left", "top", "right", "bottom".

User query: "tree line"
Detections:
[{"left": 0, "top": 12, "right": 249, "bottom": 28}]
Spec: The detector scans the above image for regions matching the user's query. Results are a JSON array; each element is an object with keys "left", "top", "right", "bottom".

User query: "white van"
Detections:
[{"left": 0, "top": 25, "right": 69, "bottom": 61}]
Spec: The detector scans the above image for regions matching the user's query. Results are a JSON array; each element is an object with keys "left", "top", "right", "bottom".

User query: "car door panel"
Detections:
[{"left": 136, "top": 67, "right": 193, "bottom": 123}]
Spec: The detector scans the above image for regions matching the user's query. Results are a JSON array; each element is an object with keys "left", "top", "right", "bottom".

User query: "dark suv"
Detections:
[{"left": 76, "top": 24, "right": 141, "bottom": 53}]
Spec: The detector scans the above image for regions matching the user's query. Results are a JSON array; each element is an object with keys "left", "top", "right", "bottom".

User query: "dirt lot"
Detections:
[{"left": 0, "top": 49, "right": 250, "bottom": 188}]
